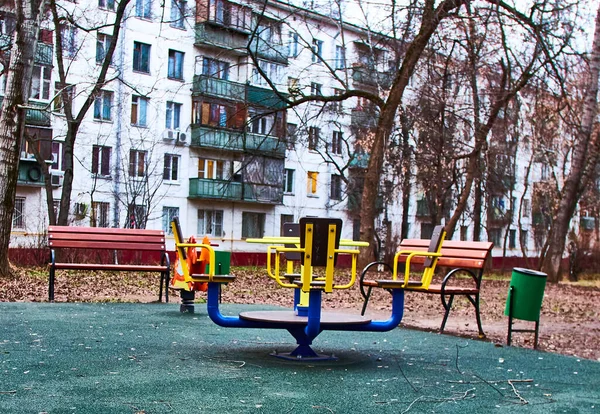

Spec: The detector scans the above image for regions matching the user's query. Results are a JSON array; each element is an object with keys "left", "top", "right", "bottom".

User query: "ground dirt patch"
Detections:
[{"left": 1, "top": 267, "right": 599, "bottom": 361}]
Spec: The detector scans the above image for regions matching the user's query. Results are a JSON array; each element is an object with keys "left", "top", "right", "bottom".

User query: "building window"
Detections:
[
  {"left": 330, "top": 174, "right": 342, "bottom": 200},
  {"left": 131, "top": 95, "right": 149, "bottom": 126},
  {"left": 310, "top": 82, "right": 322, "bottom": 96},
  {"left": 283, "top": 168, "right": 294, "bottom": 194},
  {"left": 60, "top": 24, "right": 77, "bottom": 58},
  {"left": 163, "top": 154, "right": 180, "bottom": 181},
  {"left": 249, "top": 110, "right": 275, "bottom": 135},
  {"left": 241, "top": 212, "right": 265, "bottom": 238},
  {"left": 460, "top": 225, "right": 468, "bottom": 241},
  {"left": 523, "top": 198, "right": 530, "bottom": 218},
  {"left": 96, "top": 32, "right": 113, "bottom": 64},
  {"left": 202, "top": 57, "right": 229, "bottom": 79},
  {"left": 127, "top": 204, "right": 146, "bottom": 229},
  {"left": 13, "top": 197, "right": 25, "bottom": 229},
  {"left": 92, "top": 145, "right": 111, "bottom": 176},
  {"left": 170, "top": 0, "right": 185, "bottom": 28},
  {"left": 308, "top": 127, "right": 319, "bottom": 150},
  {"left": 129, "top": 149, "right": 147, "bottom": 178},
  {"left": 509, "top": 229, "right": 516, "bottom": 249},
  {"left": 51, "top": 142, "right": 65, "bottom": 171},
  {"left": 420, "top": 223, "right": 434, "bottom": 239},
  {"left": 335, "top": 45, "right": 346, "bottom": 69},
  {"left": 198, "top": 158, "right": 223, "bottom": 179},
  {"left": 331, "top": 131, "right": 343, "bottom": 154},
  {"left": 312, "top": 39, "right": 323, "bottom": 63},
  {"left": 99, "top": 0, "right": 115, "bottom": 10},
  {"left": 166, "top": 101, "right": 181, "bottom": 129},
  {"left": 93, "top": 90, "right": 113, "bottom": 121},
  {"left": 488, "top": 228, "right": 501, "bottom": 246},
  {"left": 53, "top": 82, "right": 75, "bottom": 113},
  {"left": 163, "top": 206, "right": 179, "bottom": 235},
  {"left": 133, "top": 41, "right": 151, "bottom": 73},
  {"left": 520, "top": 230, "right": 528, "bottom": 247},
  {"left": 288, "top": 32, "right": 299, "bottom": 57},
  {"left": 168, "top": 49, "right": 184, "bottom": 80},
  {"left": 31, "top": 65, "right": 51, "bottom": 100},
  {"left": 91, "top": 202, "right": 110, "bottom": 228},
  {"left": 286, "top": 123, "right": 297, "bottom": 149},
  {"left": 135, "top": 0, "right": 152, "bottom": 18},
  {"left": 198, "top": 102, "right": 231, "bottom": 128},
  {"left": 307, "top": 171, "right": 318, "bottom": 195},
  {"left": 198, "top": 209, "right": 224, "bottom": 237}
]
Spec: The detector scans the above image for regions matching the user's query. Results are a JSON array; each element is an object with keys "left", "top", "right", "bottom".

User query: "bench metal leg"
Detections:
[
  {"left": 49, "top": 267, "right": 55, "bottom": 302},
  {"left": 440, "top": 294, "right": 455, "bottom": 332},
  {"left": 360, "top": 286, "right": 373, "bottom": 316}
]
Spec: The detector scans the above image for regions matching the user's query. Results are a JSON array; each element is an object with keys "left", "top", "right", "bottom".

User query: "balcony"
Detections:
[
  {"left": 248, "top": 38, "right": 288, "bottom": 64},
  {"left": 194, "top": 22, "right": 249, "bottom": 55},
  {"left": 349, "top": 151, "right": 369, "bottom": 169},
  {"left": 352, "top": 65, "right": 392, "bottom": 89},
  {"left": 247, "top": 85, "right": 287, "bottom": 109},
  {"left": 580, "top": 217, "right": 596, "bottom": 231},
  {"left": 17, "top": 158, "right": 44, "bottom": 187},
  {"left": 0, "top": 97, "right": 51, "bottom": 127},
  {"left": 189, "top": 178, "right": 283, "bottom": 204},
  {"left": 190, "top": 126, "right": 286, "bottom": 158},
  {"left": 0, "top": 34, "right": 53, "bottom": 66},
  {"left": 351, "top": 108, "right": 378, "bottom": 129},
  {"left": 193, "top": 75, "right": 246, "bottom": 101}
]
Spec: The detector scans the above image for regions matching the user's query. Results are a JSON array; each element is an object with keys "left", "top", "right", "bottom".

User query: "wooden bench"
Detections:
[
  {"left": 47, "top": 226, "right": 171, "bottom": 302},
  {"left": 360, "top": 239, "right": 493, "bottom": 337}
]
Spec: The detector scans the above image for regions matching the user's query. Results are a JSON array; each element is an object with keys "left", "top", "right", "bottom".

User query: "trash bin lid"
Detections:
[{"left": 513, "top": 267, "right": 547, "bottom": 278}]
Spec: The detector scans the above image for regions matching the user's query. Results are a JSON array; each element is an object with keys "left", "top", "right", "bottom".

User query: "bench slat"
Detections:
[
  {"left": 400, "top": 239, "right": 493, "bottom": 251},
  {"left": 48, "top": 226, "right": 165, "bottom": 237},
  {"left": 52, "top": 263, "right": 168, "bottom": 271},
  {"left": 49, "top": 233, "right": 165, "bottom": 244},
  {"left": 49, "top": 240, "right": 166, "bottom": 251}
]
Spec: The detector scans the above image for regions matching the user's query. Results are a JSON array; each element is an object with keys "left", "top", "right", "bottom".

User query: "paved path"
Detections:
[{"left": 1, "top": 302, "right": 598, "bottom": 413}]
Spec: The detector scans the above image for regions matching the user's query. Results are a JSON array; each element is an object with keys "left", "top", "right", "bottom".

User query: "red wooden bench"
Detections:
[
  {"left": 360, "top": 239, "right": 493, "bottom": 337},
  {"left": 47, "top": 226, "right": 171, "bottom": 302}
]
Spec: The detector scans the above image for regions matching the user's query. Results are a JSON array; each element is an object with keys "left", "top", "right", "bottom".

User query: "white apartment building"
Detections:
[{"left": 4, "top": 0, "right": 597, "bottom": 259}]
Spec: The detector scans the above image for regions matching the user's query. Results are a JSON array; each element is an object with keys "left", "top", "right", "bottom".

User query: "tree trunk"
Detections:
[
  {"left": 540, "top": 6, "right": 600, "bottom": 282},
  {"left": 0, "top": 0, "right": 45, "bottom": 277}
]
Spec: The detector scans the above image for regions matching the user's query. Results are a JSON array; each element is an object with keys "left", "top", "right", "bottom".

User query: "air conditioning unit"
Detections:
[
  {"left": 177, "top": 131, "right": 187, "bottom": 144},
  {"left": 50, "top": 171, "right": 64, "bottom": 187},
  {"left": 163, "top": 129, "right": 176, "bottom": 141}
]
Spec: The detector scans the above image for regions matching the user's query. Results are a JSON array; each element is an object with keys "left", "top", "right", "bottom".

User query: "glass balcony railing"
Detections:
[
  {"left": 189, "top": 178, "right": 283, "bottom": 204},
  {"left": 192, "top": 75, "right": 246, "bottom": 101},
  {"left": 194, "top": 22, "right": 249, "bottom": 54}
]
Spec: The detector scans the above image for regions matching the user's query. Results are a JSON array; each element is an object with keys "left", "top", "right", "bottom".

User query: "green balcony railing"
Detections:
[
  {"left": 245, "top": 132, "right": 285, "bottom": 157},
  {"left": 351, "top": 66, "right": 392, "bottom": 89},
  {"left": 192, "top": 75, "right": 246, "bottom": 101},
  {"left": 247, "top": 85, "right": 288, "bottom": 109},
  {"left": 189, "top": 178, "right": 283, "bottom": 204},
  {"left": 0, "top": 96, "right": 51, "bottom": 126},
  {"left": 0, "top": 34, "right": 53, "bottom": 66},
  {"left": 248, "top": 38, "right": 288, "bottom": 64},
  {"left": 194, "top": 22, "right": 249, "bottom": 54},
  {"left": 190, "top": 126, "right": 286, "bottom": 157}
]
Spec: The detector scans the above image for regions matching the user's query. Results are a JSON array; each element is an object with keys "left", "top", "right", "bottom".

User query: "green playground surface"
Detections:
[{"left": 1, "top": 302, "right": 598, "bottom": 413}]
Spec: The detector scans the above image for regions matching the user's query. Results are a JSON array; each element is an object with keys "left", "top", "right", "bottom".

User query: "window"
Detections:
[
  {"left": 335, "top": 45, "right": 346, "bottom": 69},
  {"left": 51, "top": 142, "right": 65, "bottom": 171},
  {"left": 202, "top": 57, "right": 229, "bottom": 79},
  {"left": 488, "top": 228, "right": 501, "bottom": 246},
  {"left": 283, "top": 168, "right": 294, "bottom": 194},
  {"left": 170, "top": 0, "right": 185, "bottom": 28},
  {"left": 251, "top": 60, "right": 283, "bottom": 86},
  {"left": 286, "top": 123, "right": 297, "bottom": 149},
  {"left": 460, "top": 225, "right": 468, "bottom": 241},
  {"left": 308, "top": 127, "right": 319, "bottom": 150},
  {"left": 60, "top": 25, "right": 77, "bottom": 58},
  {"left": 288, "top": 32, "right": 299, "bottom": 57},
  {"left": 99, "top": 0, "right": 115, "bottom": 10},
  {"left": 129, "top": 149, "right": 147, "bottom": 178},
  {"left": 310, "top": 82, "right": 322, "bottom": 96},
  {"left": 92, "top": 145, "right": 111, "bottom": 176},
  {"left": 331, "top": 131, "right": 343, "bottom": 155},
  {"left": 163, "top": 207, "right": 179, "bottom": 235},
  {"left": 249, "top": 110, "right": 275, "bottom": 135},
  {"left": 420, "top": 223, "right": 434, "bottom": 239},
  {"left": 198, "top": 158, "right": 223, "bottom": 179},
  {"left": 127, "top": 204, "right": 146, "bottom": 229},
  {"left": 135, "top": 0, "right": 152, "bottom": 18},
  {"left": 53, "top": 82, "right": 75, "bottom": 113},
  {"left": 307, "top": 171, "right": 318, "bottom": 195},
  {"left": 197, "top": 102, "right": 231, "bottom": 127},
  {"left": 520, "top": 230, "right": 528, "bottom": 247},
  {"left": 242, "top": 212, "right": 265, "bottom": 238},
  {"left": 288, "top": 77, "right": 299, "bottom": 94},
  {"left": 91, "top": 202, "right": 110, "bottom": 228},
  {"left": 163, "top": 154, "right": 180, "bottom": 181},
  {"left": 168, "top": 49, "right": 184, "bottom": 80},
  {"left": 509, "top": 229, "right": 516, "bottom": 249},
  {"left": 330, "top": 174, "right": 342, "bottom": 200},
  {"left": 166, "top": 101, "right": 181, "bottom": 129},
  {"left": 13, "top": 197, "right": 25, "bottom": 229},
  {"left": 131, "top": 95, "right": 149, "bottom": 126},
  {"left": 332, "top": 88, "right": 343, "bottom": 111},
  {"left": 93, "top": 90, "right": 113, "bottom": 121},
  {"left": 133, "top": 41, "right": 151, "bottom": 73},
  {"left": 96, "top": 33, "right": 113, "bottom": 64},
  {"left": 31, "top": 65, "right": 51, "bottom": 100},
  {"left": 312, "top": 39, "right": 323, "bottom": 63},
  {"left": 523, "top": 198, "right": 531, "bottom": 218},
  {"left": 198, "top": 209, "right": 224, "bottom": 237}
]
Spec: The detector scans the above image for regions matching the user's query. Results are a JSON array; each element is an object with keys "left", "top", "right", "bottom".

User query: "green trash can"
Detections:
[{"left": 504, "top": 267, "right": 547, "bottom": 322}]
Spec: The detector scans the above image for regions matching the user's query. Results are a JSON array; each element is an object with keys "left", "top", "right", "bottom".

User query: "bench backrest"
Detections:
[
  {"left": 399, "top": 239, "right": 493, "bottom": 270},
  {"left": 48, "top": 226, "right": 167, "bottom": 251}
]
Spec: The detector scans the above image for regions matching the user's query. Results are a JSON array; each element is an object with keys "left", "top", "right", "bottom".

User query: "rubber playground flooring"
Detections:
[{"left": 0, "top": 302, "right": 598, "bottom": 414}]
